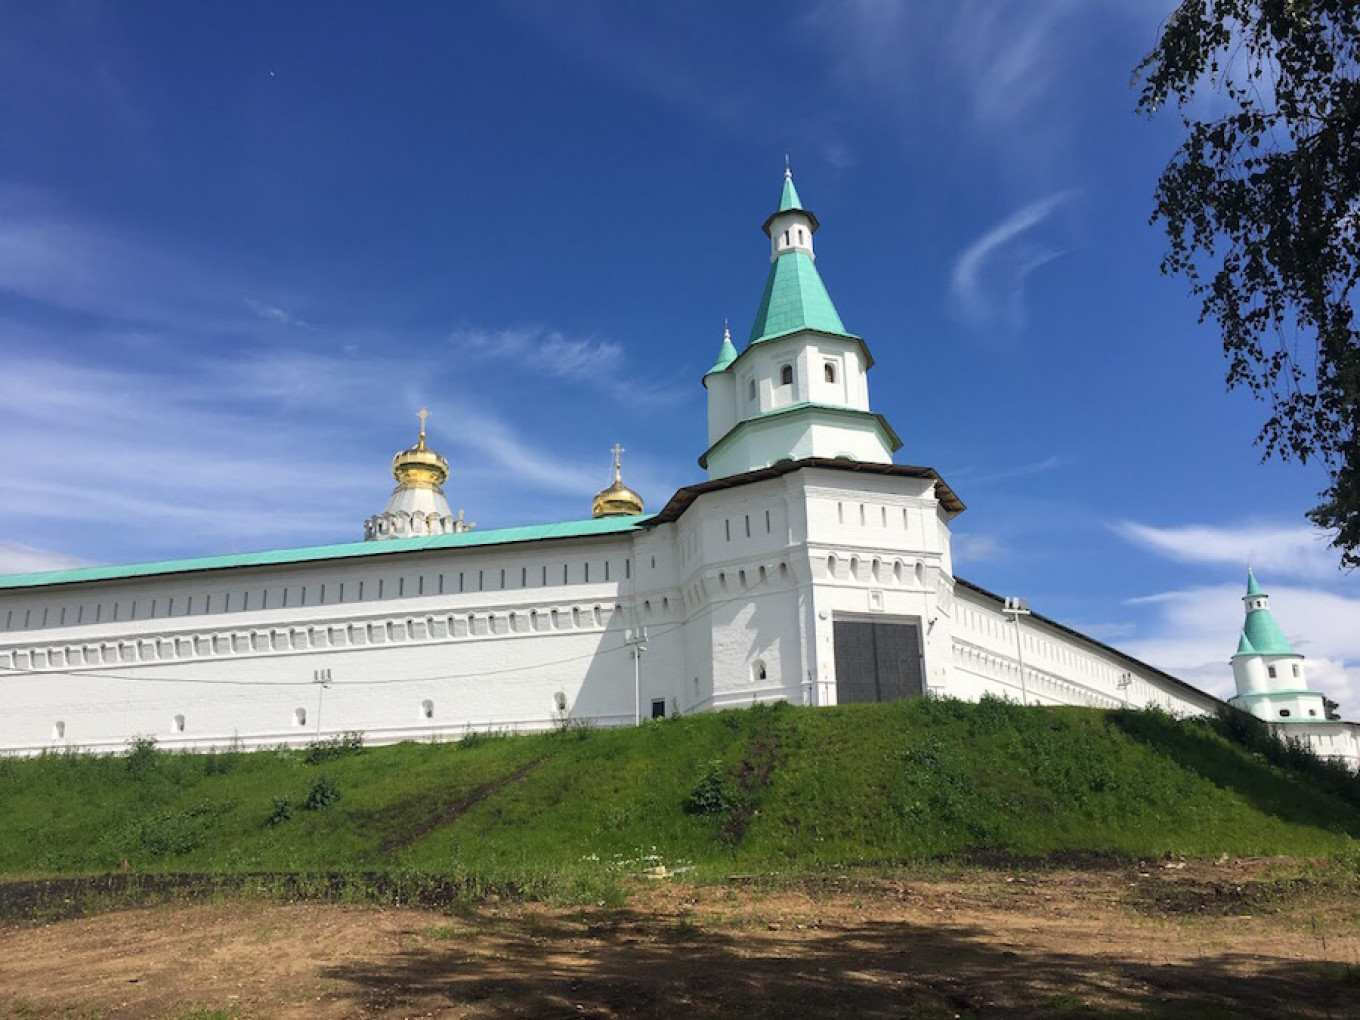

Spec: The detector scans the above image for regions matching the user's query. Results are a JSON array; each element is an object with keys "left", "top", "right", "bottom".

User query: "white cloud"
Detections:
[
  {"left": 953, "top": 533, "right": 1004, "bottom": 564},
  {"left": 244, "top": 298, "right": 313, "bottom": 330},
  {"left": 805, "top": 1, "right": 1083, "bottom": 140},
  {"left": 0, "top": 185, "right": 246, "bottom": 330},
  {"left": 1113, "top": 520, "right": 1346, "bottom": 583},
  {"left": 451, "top": 326, "right": 687, "bottom": 407},
  {"left": 960, "top": 454, "right": 1071, "bottom": 486},
  {"left": 0, "top": 542, "right": 94, "bottom": 575},
  {"left": 950, "top": 192, "right": 1071, "bottom": 333}
]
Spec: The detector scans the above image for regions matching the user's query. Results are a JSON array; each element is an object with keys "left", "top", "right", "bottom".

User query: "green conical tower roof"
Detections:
[
  {"left": 705, "top": 323, "right": 738, "bottom": 376},
  {"left": 778, "top": 170, "right": 804, "bottom": 212},
  {"left": 1234, "top": 569, "right": 1297, "bottom": 657},
  {"left": 747, "top": 252, "right": 848, "bottom": 344}
]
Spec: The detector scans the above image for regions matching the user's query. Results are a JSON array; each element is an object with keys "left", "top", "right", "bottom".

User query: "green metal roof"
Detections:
[
  {"left": 705, "top": 332, "right": 738, "bottom": 375},
  {"left": 748, "top": 251, "right": 847, "bottom": 345},
  {"left": 1235, "top": 632, "right": 1255, "bottom": 656},
  {"left": 779, "top": 172, "right": 804, "bottom": 212},
  {"left": 0, "top": 515, "right": 654, "bottom": 592},
  {"left": 1241, "top": 606, "right": 1296, "bottom": 656},
  {"left": 1246, "top": 568, "right": 1263, "bottom": 596}
]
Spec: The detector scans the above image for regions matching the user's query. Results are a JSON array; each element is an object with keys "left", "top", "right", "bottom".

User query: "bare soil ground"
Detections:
[{"left": 1, "top": 859, "right": 1356, "bottom": 1019}]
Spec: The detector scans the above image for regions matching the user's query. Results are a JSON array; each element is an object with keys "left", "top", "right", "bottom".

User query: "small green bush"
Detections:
[
  {"left": 265, "top": 796, "right": 293, "bottom": 827},
  {"left": 125, "top": 736, "right": 160, "bottom": 777},
  {"left": 303, "top": 775, "right": 341, "bottom": 811},
  {"left": 303, "top": 731, "right": 365, "bottom": 765},
  {"left": 685, "top": 759, "right": 738, "bottom": 816}
]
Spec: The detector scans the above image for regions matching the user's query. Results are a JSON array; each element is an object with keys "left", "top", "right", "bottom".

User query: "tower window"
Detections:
[
  {"left": 825, "top": 362, "right": 836, "bottom": 383},
  {"left": 1279, "top": 709, "right": 1291, "bottom": 718},
  {"left": 780, "top": 364, "right": 793, "bottom": 386},
  {"left": 781, "top": 230, "right": 789, "bottom": 246},
  {"left": 748, "top": 379, "right": 757, "bottom": 401},
  {"left": 1292, "top": 664, "right": 1300, "bottom": 677},
  {"left": 1268, "top": 666, "right": 1277, "bottom": 678},
  {"left": 798, "top": 228, "right": 805, "bottom": 244}
]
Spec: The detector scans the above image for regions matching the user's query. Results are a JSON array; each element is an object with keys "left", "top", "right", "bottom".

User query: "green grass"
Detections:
[{"left": 0, "top": 699, "right": 1355, "bottom": 896}]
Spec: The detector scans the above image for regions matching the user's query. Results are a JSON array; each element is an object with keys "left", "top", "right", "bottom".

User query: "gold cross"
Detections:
[
  {"left": 611, "top": 442, "right": 624, "bottom": 481},
  {"left": 417, "top": 407, "right": 429, "bottom": 439}
]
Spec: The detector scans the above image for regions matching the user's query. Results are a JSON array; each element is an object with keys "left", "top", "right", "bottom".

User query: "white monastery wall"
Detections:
[{"left": 947, "top": 585, "right": 1222, "bottom": 718}]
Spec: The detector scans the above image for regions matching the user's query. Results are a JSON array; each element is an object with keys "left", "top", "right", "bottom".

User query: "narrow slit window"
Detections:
[
  {"left": 824, "top": 362, "right": 836, "bottom": 383},
  {"left": 780, "top": 364, "right": 793, "bottom": 386}
]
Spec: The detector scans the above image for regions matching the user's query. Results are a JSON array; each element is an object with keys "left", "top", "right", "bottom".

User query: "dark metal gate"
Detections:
[{"left": 833, "top": 620, "right": 924, "bottom": 704}]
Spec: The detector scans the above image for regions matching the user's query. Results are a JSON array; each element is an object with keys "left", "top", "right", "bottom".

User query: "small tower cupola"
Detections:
[{"left": 762, "top": 162, "right": 819, "bottom": 262}]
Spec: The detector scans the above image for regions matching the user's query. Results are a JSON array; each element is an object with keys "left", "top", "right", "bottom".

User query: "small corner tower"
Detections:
[
  {"left": 364, "top": 410, "right": 475, "bottom": 540},
  {"left": 699, "top": 165, "right": 902, "bottom": 479},
  {"left": 591, "top": 443, "right": 645, "bottom": 518},
  {"left": 1228, "top": 569, "right": 1327, "bottom": 723}
]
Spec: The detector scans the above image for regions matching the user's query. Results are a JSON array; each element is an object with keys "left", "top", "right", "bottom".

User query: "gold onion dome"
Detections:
[
  {"left": 392, "top": 409, "right": 449, "bottom": 492},
  {"left": 592, "top": 443, "right": 644, "bottom": 518}
]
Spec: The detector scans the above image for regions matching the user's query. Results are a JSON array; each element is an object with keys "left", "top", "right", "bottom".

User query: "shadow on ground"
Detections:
[{"left": 323, "top": 906, "right": 1356, "bottom": 1018}]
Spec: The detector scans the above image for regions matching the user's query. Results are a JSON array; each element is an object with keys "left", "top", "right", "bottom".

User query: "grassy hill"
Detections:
[{"left": 1, "top": 699, "right": 1356, "bottom": 901}]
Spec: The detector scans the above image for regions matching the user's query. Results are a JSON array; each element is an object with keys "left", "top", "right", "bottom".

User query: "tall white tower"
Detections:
[
  {"left": 1228, "top": 569, "right": 1328, "bottom": 723},
  {"left": 700, "top": 168, "right": 901, "bottom": 479}
]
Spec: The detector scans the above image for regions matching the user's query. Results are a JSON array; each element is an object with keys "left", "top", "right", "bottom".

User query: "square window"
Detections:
[{"left": 651, "top": 699, "right": 666, "bottom": 719}]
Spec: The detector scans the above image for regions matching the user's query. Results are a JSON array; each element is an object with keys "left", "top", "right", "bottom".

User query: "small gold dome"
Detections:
[
  {"left": 392, "top": 410, "right": 449, "bottom": 492},
  {"left": 592, "top": 443, "right": 644, "bottom": 518}
]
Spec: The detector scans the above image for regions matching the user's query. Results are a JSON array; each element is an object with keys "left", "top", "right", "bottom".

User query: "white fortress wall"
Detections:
[
  {"left": 947, "top": 581, "right": 1222, "bottom": 718},
  {"left": 0, "top": 531, "right": 664, "bottom": 754}
]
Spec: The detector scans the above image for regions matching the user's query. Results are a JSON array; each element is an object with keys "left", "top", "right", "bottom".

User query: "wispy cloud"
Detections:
[
  {"left": 452, "top": 326, "right": 687, "bottom": 407},
  {"left": 0, "top": 542, "right": 94, "bottom": 575},
  {"left": 955, "top": 454, "right": 1071, "bottom": 486},
  {"left": 1113, "top": 520, "right": 1345, "bottom": 583},
  {"left": 0, "top": 184, "right": 245, "bottom": 330},
  {"left": 805, "top": 1, "right": 1084, "bottom": 145},
  {"left": 244, "top": 298, "right": 314, "bottom": 330},
  {"left": 953, "top": 533, "right": 1004, "bottom": 564},
  {"left": 950, "top": 192, "right": 1072, "bottom": 334}
]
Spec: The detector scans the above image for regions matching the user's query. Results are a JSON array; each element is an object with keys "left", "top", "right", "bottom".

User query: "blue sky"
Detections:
[{"left": 1, "top": 1, "right": 1356, "bottom": 710}]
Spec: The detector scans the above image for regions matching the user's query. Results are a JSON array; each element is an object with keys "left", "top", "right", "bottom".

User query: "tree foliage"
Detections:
[{"left": 1136, "top": 1, "right": 1360, "bottom": 566}]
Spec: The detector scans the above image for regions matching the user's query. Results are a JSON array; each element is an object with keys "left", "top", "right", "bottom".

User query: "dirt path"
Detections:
[{"left": 1, "top": 861, "right": 1356, "bottom": 1018}]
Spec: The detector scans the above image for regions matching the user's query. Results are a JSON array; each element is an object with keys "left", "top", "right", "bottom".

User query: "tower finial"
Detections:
[
  {"left": 784, "top": 153, "right": 791, "bottom": 178},
  {"left": 611, "top": 441, "right": 625, "bottom": 483},
  {"left": 417, "top": 407, "right": 430, "bottom": 447},
  {"left": 724, "top": 318, "right": 730, "bottom": 344}
]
